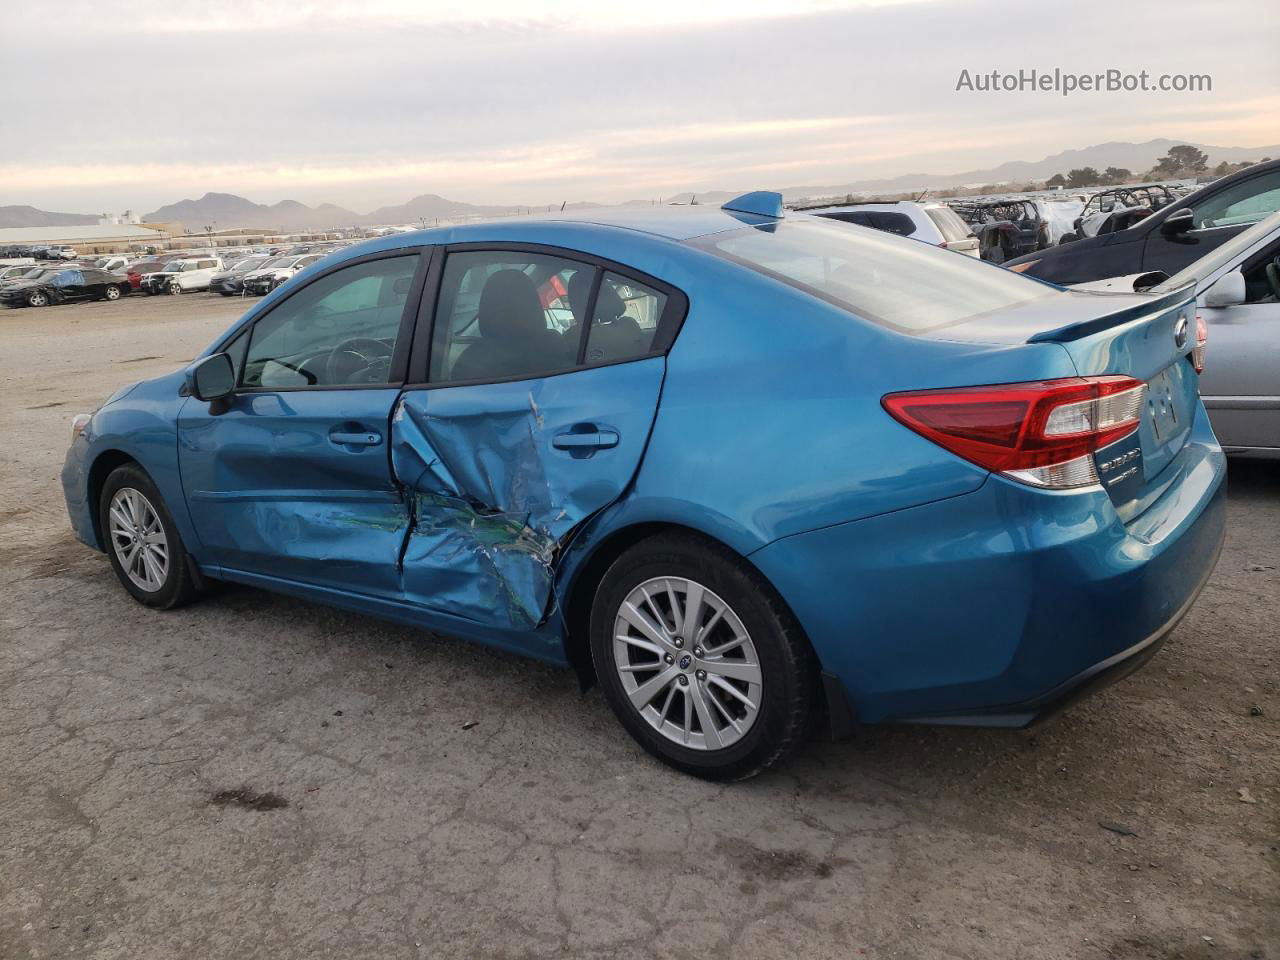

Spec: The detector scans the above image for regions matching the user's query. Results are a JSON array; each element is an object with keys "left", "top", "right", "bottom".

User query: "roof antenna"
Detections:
[
  {"left": 560, "top": 200, "right": 566, "bottom": 211},
  {"left": 914, "top": 188, "right": 930, "bottom": 202}
]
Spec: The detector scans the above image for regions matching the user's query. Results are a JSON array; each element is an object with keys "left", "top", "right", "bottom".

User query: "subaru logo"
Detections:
[
  {"left": 1174, "top": 316, "right": 1189, "bottom": 349},
  {"left": 678, "top": 654, "right": 692, "bottom": 670}
]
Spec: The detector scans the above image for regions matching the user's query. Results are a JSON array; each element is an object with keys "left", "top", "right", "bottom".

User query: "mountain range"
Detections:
[{"left": 3, "top": 139, "right": 1276, "bottom": 231}]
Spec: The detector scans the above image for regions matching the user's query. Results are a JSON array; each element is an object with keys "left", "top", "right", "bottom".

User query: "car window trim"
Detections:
[
  {"left": 405, "top": 241, "right": 689, "bottom": 388},
  {"left": 211, "top": 246, "right": 432, "bottom": 395}
]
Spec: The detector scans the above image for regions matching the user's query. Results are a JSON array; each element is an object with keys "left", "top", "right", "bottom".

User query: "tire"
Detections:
[
  {"left": 99, "top": 464, "right": 200, "bottom": 610},
  {"left": 167, "top": 281, "right": 182, "bottom": 295},
  {"left": 27, "top": 290, "right": 48, "bottom": 307},
  {"left": 590, "top": 533, "right": 817, "bottom": 780},
  {"left": 103, "top": 284, "right": 121, "bottom": 301},
  {"left": 218, "top": 291, "right": 232, "bottom": 297}
]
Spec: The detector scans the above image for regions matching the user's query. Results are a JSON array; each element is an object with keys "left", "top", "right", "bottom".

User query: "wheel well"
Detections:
[
  {"left": 560, "top": 522, "right": 823, "bottom": 693},
  {"left": 86, "top": 450, "right": 140, "bottom": 543}
]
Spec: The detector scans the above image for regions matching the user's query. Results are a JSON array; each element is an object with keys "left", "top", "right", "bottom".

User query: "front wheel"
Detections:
[
  {"left": 167, "top": 281, "right": 183, "bottom": 295},
  {"left": 590, "top": 533, "right": 817, "bottom": 780},
  {"left": 27, "top": 290, "right": 49, "bottom": 307},
  {"left": 99, "top": 464, "right": 200, "bottom": 609}
]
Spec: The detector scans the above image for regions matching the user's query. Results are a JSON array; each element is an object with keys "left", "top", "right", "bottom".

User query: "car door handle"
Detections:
[
  {"left": 552, "top": 429, "right": 619, "bottom": 450},
  {"left": 329, "top": 430, "right": 382, "bottom": 446}
]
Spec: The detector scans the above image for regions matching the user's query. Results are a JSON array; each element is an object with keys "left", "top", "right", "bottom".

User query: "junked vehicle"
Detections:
[
  {"left": 62, "top": 193, "right": 1226, "bottom": 779},
  {"left": 1073, "top": 211, "right": 1280, "bottom": 456},
  {"left": 241, "top": 254, "right": 326, "bottom": 295},
  {"left": 1008, "top": 159, "right": 1280, "bottom": 284},
  {"left": 797, "top": 200, "right": 980, "bottom": 257},
  {"left": 139, "top": 257, "right": 224, "bottom": 295},
  {"left": 0, "top": 266, "right": 129, "bottom": 307},
  {"left": 1060, "top": 185, "right": 1179, "bottom": 243},
  {"left": 208, "top": 256, "right": 273, "bottom": 296},
  {"left": 124, "top": 260, "right": 166, "bottom": 291},
  {"left": 948, "top": 199, "right": 1051, "bottom": 262}
]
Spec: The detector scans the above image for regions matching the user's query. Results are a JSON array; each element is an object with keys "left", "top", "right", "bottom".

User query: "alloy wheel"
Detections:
[
  {"left": 108, "top": 487, "right": 169, "bottom": 592},
  {"left": 105, "top": 285, "right": 121, "bottom": 300},
  {"left": 28, "top": 291, "right": 47, "bottom": 307},
  {"left": 612, "top": 576, "right": 763, "bottom": 751}
]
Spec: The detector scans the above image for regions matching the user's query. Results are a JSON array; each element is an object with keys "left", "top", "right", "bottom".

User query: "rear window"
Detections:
[
  {"left": 924, "top": 207, "right": 973, "bottom": 243},
  {"left": 700, "top": 219, "right": 1056, "bottom": 333}
]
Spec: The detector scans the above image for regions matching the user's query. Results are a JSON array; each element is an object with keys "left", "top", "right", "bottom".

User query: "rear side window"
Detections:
[
  {"left": 925, "top": 207, "right": 973, "bottom": 243},
  {"left": 822, "top": 211, "right": 873, "bottom": 228},
  {"left": 701, "top": 219, "right": 1056, "bottom": 333},
  {"left": 584, "top": 272, "right": 665, "bottom": 364}
]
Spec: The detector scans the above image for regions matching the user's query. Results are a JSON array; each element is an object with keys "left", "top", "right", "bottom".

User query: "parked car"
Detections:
[
  {"left": 93, "top": 256, "right": 130, "bottom": 273},
  {"left": 0, "top": 264, "right": 41, "bottom": 284},
  {"left": 241, "top": 254, "right": 325, "bottom": 294},
  {"left": 208, "top": 256, "right": 273, "bottom": 296},
  {"left": 125, "top": 260, "right": 166, "bottom": 291},
  {"left": 45, "top": 245, "right": 79, "bottom": 261},
  {"left": 1072, "top": 211, "right": 1280, "bottom": 456},
  {"left": 140, "top": 257, "right": 224, "bottom": 295},
  {"left": 800, "top": 200, "right": 980, "bottom": 257},
  {"left": 947, "top": 198, "right": 1051, "bottom": 262},
  {"left": 0, "top": 267, "right": 129, "bottom": 307},
  {"left": 1008, "top": 159, "right": 1280, "bottom": 284},
  {"left": 61, "top": 194, "right": 1225, "bottom": 779}
]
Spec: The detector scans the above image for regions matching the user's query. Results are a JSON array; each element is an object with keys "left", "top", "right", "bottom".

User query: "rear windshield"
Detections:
[
  {"left": 699, "top": 219, "right": 1055, "bottom": 333},
  {"left": 925, "top": 206, "right": 973, "bottom": 243}
]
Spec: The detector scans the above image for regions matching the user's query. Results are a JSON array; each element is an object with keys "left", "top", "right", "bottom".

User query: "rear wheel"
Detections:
[
  {"left": 103, "top": 284, "right": 121, "bottom": 301},
  {"left": 99, "top": 464, "right": 199, "bottom": 609},
  {"left": 590, "top": 533, "right": 817, "bottom": 780}
]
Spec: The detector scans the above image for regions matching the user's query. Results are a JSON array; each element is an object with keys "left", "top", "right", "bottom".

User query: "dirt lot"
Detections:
[{"left": 1, "top": 293, "right": 1276, "bottom": 960}]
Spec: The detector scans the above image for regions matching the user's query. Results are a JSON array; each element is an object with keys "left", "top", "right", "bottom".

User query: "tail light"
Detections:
[
  {"left": 883, "top": 376, "right": 1146, "bottom": 490},
  {"left": 1192, "top": 314, "right": 1207, "bottom": 373}
]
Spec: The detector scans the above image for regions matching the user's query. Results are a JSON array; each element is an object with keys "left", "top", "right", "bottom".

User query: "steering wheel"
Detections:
[{"left": 324, "top": 337, "right": 392, "bottom": 384}]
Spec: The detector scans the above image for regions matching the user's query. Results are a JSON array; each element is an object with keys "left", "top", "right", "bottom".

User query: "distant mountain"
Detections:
[
  {"left": 141, "top": 192, "right": 362, "bottom": 231},
  {"left": 361, "top": 193, "right": 522, "bottom": 226},
  {"left": 0, "top": 205, "right": 100, "bottom": 228}
]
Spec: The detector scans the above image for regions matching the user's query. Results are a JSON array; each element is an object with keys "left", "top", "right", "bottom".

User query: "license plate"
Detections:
[{"left": 1146, "top": 368, "right": 1182, "bottom": 442}]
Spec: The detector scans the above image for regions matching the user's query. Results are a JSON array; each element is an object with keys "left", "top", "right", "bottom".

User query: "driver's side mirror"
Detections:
[
  {"left": 1203, "top": 269, "right": 1247, "bottom": 308},
  {"left": 1160, "top": 208, "right": 1195, "bottom": 237},
  {"left": 186, "top": 353, "right": 236, "bottom": 402}
]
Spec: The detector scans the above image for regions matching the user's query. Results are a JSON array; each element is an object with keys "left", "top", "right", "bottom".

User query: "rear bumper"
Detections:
[{"left": 752, "top": 405, "right": 1227, "bottom": 725}]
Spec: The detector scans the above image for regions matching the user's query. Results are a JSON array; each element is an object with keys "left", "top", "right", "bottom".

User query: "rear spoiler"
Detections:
[{"left": 1027, "top": 282, "right": 1196, "bottom": 343}]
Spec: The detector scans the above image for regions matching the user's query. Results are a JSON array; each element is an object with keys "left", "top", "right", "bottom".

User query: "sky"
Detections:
[{"left": 2, "top": 0, "right": 1277, "bottom": 213}]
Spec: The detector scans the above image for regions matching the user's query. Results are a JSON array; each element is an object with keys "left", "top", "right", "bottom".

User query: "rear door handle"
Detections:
[
  {"left": 552, "top": 429, "right": 619, "bottom": 450},
  {"left": 330, "top": 430, "right": 382, "bottom": 446}
]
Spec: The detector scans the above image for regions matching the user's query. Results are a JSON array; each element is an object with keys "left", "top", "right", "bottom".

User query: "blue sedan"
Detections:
[{"left": 61, "top": 192, "right": 1226, "bottom": 779}]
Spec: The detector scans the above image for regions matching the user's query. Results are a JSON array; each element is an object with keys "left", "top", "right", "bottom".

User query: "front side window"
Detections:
[
  {"left": 430, "top": 251, "right": 592, "bottom": 383},
  {"left": 1191, "top": 171, "right": 1280, "bottom": 229},
  {"left": 242, "top": 255, "right": 418, "bottom": 388},
  {"left": 702, "top": 219, "right": 1056, "bottom": 333}
]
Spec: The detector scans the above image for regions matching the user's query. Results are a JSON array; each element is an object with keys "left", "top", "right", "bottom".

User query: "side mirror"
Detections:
[
  {"left": 186, "top": 353, "right": 236, "bottom": 402},
  {"left": 1160, "top": 209, "right": 1195, "bottom": 237},
  {"left": 1203, "top": 269, "right": 1247, "bottom": 309}
]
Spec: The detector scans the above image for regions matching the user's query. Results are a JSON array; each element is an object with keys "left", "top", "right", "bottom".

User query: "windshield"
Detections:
[
  {"left": 1154, "top": 210, "right": 1280, "bottom": 292},
  {"left": 258, "top": 257, "right": 295, "bottom": 270},
  {"left": 231, "top": 257, "right": 269, "bottom": 272},
  {"left": 162, "top": 262, "right": 185, "bottom": 272},
  {"left": 699, "top": 218, "right": 1057, "bottom": 333}
]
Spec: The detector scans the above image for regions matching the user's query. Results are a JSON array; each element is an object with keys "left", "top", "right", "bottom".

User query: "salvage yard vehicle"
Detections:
[
  {"left": 1074, "top": 211, "right": 1280, "bottom": 456},
  {"left": 798, "top": 200, "right": 980, "bottom": 257},
  {"left": 948, "top": 198, "right": 1051, "bottom": 262},
  {"left": 241, "top": 253, "right": 325, "bottom": 294},
  {"left": 0, "top": 266, "right": 129, "bottom": 307},
  {"left": 208, "top": 256, "right": 272, "bottom": 296},
  {"left": 139, "top": 257, "right": 223, "bottom": 295},
  {"left": 1009, "top": 159, "right": 1280, "bottom": 285},
  {"left": 1060, "top": 185, "right": 1179, "bottom": 243},
  {"left": 62, "top": 193, "right": 1226, "bottom": 780}
]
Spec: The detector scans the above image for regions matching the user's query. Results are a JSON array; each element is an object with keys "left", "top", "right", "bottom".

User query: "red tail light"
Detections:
[
  {"left": 1192, "top": 314, "right": 1207, "bottom": 373},
  {"left": 883, "top": 376, "right": 1146, "bottom": 489}
]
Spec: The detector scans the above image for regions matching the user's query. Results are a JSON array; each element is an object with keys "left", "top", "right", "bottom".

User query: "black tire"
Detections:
[
  {"left": 167, "top": 281, "right": 182, "bottom": 295},
  {"left": 98, "top": 464, "right": 200, "bottom": 610},
  {"left": 590, "top": 533, "right": 817, "bottom": 780},
  {"left": 218, "top": 291, "right": 233, "bottom": 297},
  {"left": 27, "top": 290, "right": 48, "bottom": 307}
]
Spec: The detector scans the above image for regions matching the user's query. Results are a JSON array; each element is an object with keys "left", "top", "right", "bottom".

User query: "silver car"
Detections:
[{"left": 1072, "top": 211, "right": 1280, "bottom": 456}]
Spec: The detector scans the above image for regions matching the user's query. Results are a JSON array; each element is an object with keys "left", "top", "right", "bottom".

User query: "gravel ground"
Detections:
[{"left": 1, "top": 293, "right": 1276, "bottom": 960}]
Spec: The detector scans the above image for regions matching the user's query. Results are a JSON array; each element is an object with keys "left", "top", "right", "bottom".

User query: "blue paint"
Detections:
[{"left": 61, "top": 206, "right": 1227, "bottom": 728}]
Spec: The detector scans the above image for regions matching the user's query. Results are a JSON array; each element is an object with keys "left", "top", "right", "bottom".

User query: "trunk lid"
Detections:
[{"left": 930, "top": 285, "right": 1200, "bottom": 517}]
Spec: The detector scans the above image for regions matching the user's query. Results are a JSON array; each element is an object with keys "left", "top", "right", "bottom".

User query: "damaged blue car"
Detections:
[{"left": 62, "top": 192, "right": 1226, "bottom": 779}]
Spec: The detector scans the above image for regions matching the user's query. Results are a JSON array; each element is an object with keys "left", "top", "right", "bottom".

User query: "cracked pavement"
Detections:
[{"left": 2, "top": 294, "right": 1277, "bottom": 959}]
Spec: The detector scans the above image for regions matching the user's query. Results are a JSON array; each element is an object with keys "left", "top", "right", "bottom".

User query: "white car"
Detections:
[
  {"left": 93, "top": 256, "right": 130, "bottom": 274},
  {"left": 804, "top": 201, "right": 981, "bottom": 257},
  {"left": 139, "top": 257, "right": 225, "bottom": 295},
  {"left": 240, "top": 254, "right": 327, "bottom": 295}
]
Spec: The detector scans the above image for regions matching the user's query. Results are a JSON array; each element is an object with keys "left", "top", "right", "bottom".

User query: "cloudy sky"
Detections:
[{"left": 3, "top": 0, "right": 1277, "bottom": 213}]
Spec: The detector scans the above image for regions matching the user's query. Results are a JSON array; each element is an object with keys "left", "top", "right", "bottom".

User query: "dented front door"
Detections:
[{"left": 391, "top": 358, "right": 665, "bottom": 631}]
